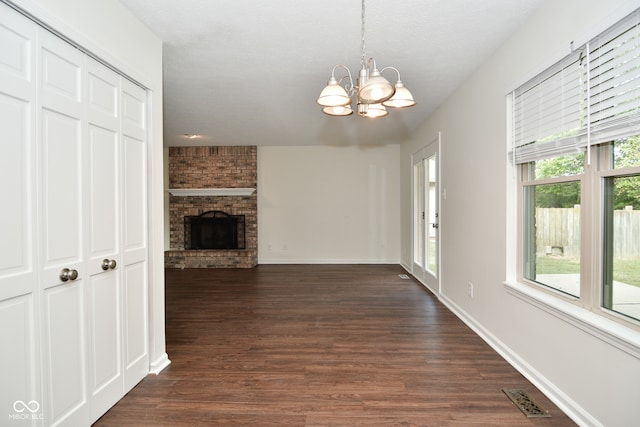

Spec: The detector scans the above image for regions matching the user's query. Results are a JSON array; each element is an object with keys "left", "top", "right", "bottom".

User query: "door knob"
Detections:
[
  {"left": 102, "top": 259, "right": 117, "bottom": 270},
  {"left": 59, "top": 268, "right": 79, "bottom": 282}
]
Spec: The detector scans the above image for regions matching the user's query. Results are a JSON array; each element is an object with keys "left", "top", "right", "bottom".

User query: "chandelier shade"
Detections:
[
  {"left": 357, "top": 69, "right": 395, "bottom": 104},
  {"left": 316, "top": 0, "right": 415, "bottom": 118},
  {"left": 382, "top": 80, "right": 416, "bottom": 108},
  {"left": 358, "top": 102, "right": 388, "bottom": 118},
  {"left": 317, "top": 77, "right": 352, "bottom": 107},
  {"left": 322, "top": 104, "right": 354, "bottom": 116}
]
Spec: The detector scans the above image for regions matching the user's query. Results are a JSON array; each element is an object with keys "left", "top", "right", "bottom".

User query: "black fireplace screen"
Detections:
[{"left": 184, "top": 210, "right": 246, "bottom": 249}]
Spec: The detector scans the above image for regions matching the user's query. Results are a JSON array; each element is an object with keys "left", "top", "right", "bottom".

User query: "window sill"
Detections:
[{"left": 504, "top": 280, "right": 640, "bottom": 360}]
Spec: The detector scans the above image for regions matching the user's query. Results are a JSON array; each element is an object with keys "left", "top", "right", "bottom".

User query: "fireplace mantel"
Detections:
[{"left": 168, "top": 188, "right": 255, "bottom": 197}]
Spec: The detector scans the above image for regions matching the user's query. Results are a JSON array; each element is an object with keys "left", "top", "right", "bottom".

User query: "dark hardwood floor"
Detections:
[{"left": 94, "top": 265, "right": 575, "bottom": 426}]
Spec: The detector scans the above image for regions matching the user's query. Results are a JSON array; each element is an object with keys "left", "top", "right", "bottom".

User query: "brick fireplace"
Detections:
[{"left": 165, "top": 146, "right": 257, "bottom": 268}]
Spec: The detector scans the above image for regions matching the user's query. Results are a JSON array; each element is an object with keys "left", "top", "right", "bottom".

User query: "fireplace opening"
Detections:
[{"left": 184, "top": 210, "right": 246, "bottom": 250}]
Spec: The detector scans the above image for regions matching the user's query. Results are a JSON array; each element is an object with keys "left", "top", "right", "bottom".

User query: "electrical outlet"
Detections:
[{"left": 468, "top": 282, "right": 474, "bottom": 298}]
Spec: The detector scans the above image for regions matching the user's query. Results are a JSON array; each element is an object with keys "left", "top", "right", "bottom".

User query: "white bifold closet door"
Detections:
[
  {"left": 0, "top": 4, "right": 149, "bottom": 426},
  {"left": 0, "top": 7, "right": 41, "bottom": 423}
]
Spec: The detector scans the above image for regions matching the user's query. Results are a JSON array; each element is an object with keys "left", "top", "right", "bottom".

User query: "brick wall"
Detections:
[{"left": 165, "top": 146, "right": 257, "bottom": 268}]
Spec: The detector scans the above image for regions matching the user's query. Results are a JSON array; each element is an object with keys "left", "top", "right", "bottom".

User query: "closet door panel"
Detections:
[
  {"left": 121, "top": 80, "right": 149, "bottom": 388},
  {"left": 41, "top": 109, "right": 83, "bottom": 275},
  {"left": 123, "top": 261, "right": 148, "bottom": 389},
  {"left": 40, "top": 42, "right": 81, "bottom": 112},
  {"left": 121, "top": 81, "right": 147, "bottom": 263},
  {"left": 44, "top": 281, "right": 87, "bottom": 426},
  {"left": 90, "top": 275, "right": 119, "bottom": 386},
  {"left": 39, "top": 31, "right": 84, "bottom": 283},
  {"left": 39, "top": 30, "right": 90, "bottom": 426},
  {"left": 0, "top": 296, "right": 39, "bottom": 423},
  {"left": 88, "top": 64, "right": 118, "bottom": 119},
  {"left": 87, "top": 124, "right": 119, "bottom": 256},
  {"left": 0, "top": 6, "right": 37, "bottom": 304},
  {"left": 0, "top": 6, "right": 40, "bottom": 420},
  {"left": 0, "top": 94, "right": 35, "bottom": 298},
  {"left": 122, "top": 133, "right": 146, "bottom": 261},
  {"left": 86, "top": 59, "right": 124, "bottom": 422},
  {"left": 87, "top": 271, "right": 121, "bottom": 421},
  {"left": 0, "top": 10, "right": 35, "bottom": 97},
  {"left": 86, "top": 60, "right": 119, "bottom": 264}
]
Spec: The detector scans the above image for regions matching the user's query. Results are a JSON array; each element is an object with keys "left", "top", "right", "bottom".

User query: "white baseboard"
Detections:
[
  {"left": 257, "top": 259, "right": 401, "bottom": 265},
  {"left": 149, "top": 353, "right": 171, "bottom": 375}
]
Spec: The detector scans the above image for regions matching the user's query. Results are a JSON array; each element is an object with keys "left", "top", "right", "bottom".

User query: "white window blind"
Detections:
[
  {"left": 513, "top": 51, "right": 585, "bottom": 163},
  {"left": 588, "top": 10, "right": 640, "bottom": 146},
  {"left": 512, "top": 8, "right": 640, "bottom": 164}
]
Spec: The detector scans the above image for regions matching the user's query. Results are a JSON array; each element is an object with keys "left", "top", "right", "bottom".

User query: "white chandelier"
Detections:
[{"left": 316, "top": 0, "right": 416, "bottom": 118}]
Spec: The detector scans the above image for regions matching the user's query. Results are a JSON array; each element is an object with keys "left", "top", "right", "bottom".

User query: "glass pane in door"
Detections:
[
  {"left": 426, "top": 155, "right": 437, "bottom": 276},
  {"left": 413, "top": 161, "right": 424, "bottom": 268}
]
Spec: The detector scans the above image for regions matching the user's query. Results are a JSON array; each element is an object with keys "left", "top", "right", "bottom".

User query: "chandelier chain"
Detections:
[{"left": 360, "top": 0, "right": 366, "bottom": 67}]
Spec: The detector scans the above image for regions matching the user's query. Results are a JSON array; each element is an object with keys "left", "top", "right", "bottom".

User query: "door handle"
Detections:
[
  {"left": 101, "top": 259, "right": 117, "bottom": 270},
  {"left": 59, "top": 268, "right": 79, "bottom": 282}
]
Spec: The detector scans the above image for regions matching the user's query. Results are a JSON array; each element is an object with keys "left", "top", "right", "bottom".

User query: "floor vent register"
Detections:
[{"left": 502, "top": 389, "right": 551, "bottom": 418}]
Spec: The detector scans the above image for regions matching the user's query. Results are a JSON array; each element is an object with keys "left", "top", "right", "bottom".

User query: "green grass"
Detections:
[
  {"left": 536, "top": 255, "right": 580, "bottom": 274},
  {"left": 536, "top": 255, "right": 640, "bottom": 287},
  {"left": 613, "top": 259, "right": 640, "bottom": 287}
]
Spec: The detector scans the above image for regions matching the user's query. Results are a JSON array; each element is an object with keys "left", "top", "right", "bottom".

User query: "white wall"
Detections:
[
  {"left": 400, "top": 1, "right": 640, "bottom": 426},
  {"left": 259, "top": 145, "right": 400, "bottom": 264},
  {"left": 10, "top": 0, "right": 169, "bottom": 373}
]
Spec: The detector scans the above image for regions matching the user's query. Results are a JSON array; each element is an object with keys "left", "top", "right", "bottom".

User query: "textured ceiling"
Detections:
[{"left": 118, "top": 0, "right": 545, "bottom": 146}]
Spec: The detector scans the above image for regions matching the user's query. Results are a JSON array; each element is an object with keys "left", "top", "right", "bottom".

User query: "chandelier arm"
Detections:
[
  {"left": 332, "top": 64, "right": 355, "bottom": 93},
  {"left": 380, "top": 66, "right": 401, "bottom": 81},
  {"left": 338, "top": 75, "right": 355, "bottom": 96}
]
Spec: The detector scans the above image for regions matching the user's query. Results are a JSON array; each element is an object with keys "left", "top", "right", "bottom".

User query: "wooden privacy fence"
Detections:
[{"left": 536, "top": 207, "right": 640, "bottom": 260}]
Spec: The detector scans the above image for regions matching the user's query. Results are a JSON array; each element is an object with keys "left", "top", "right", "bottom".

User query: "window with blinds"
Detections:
[
  {"left": 513, "top": 6, "right": 640, "bottom": 326},
  {"left": 512, "top": 8, "right": 640, "bottom": 164}
]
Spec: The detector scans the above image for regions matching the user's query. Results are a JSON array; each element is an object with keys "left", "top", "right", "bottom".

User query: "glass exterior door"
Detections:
[{"left": 412, "top": 135, "right": 440, "bottom": 294}]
